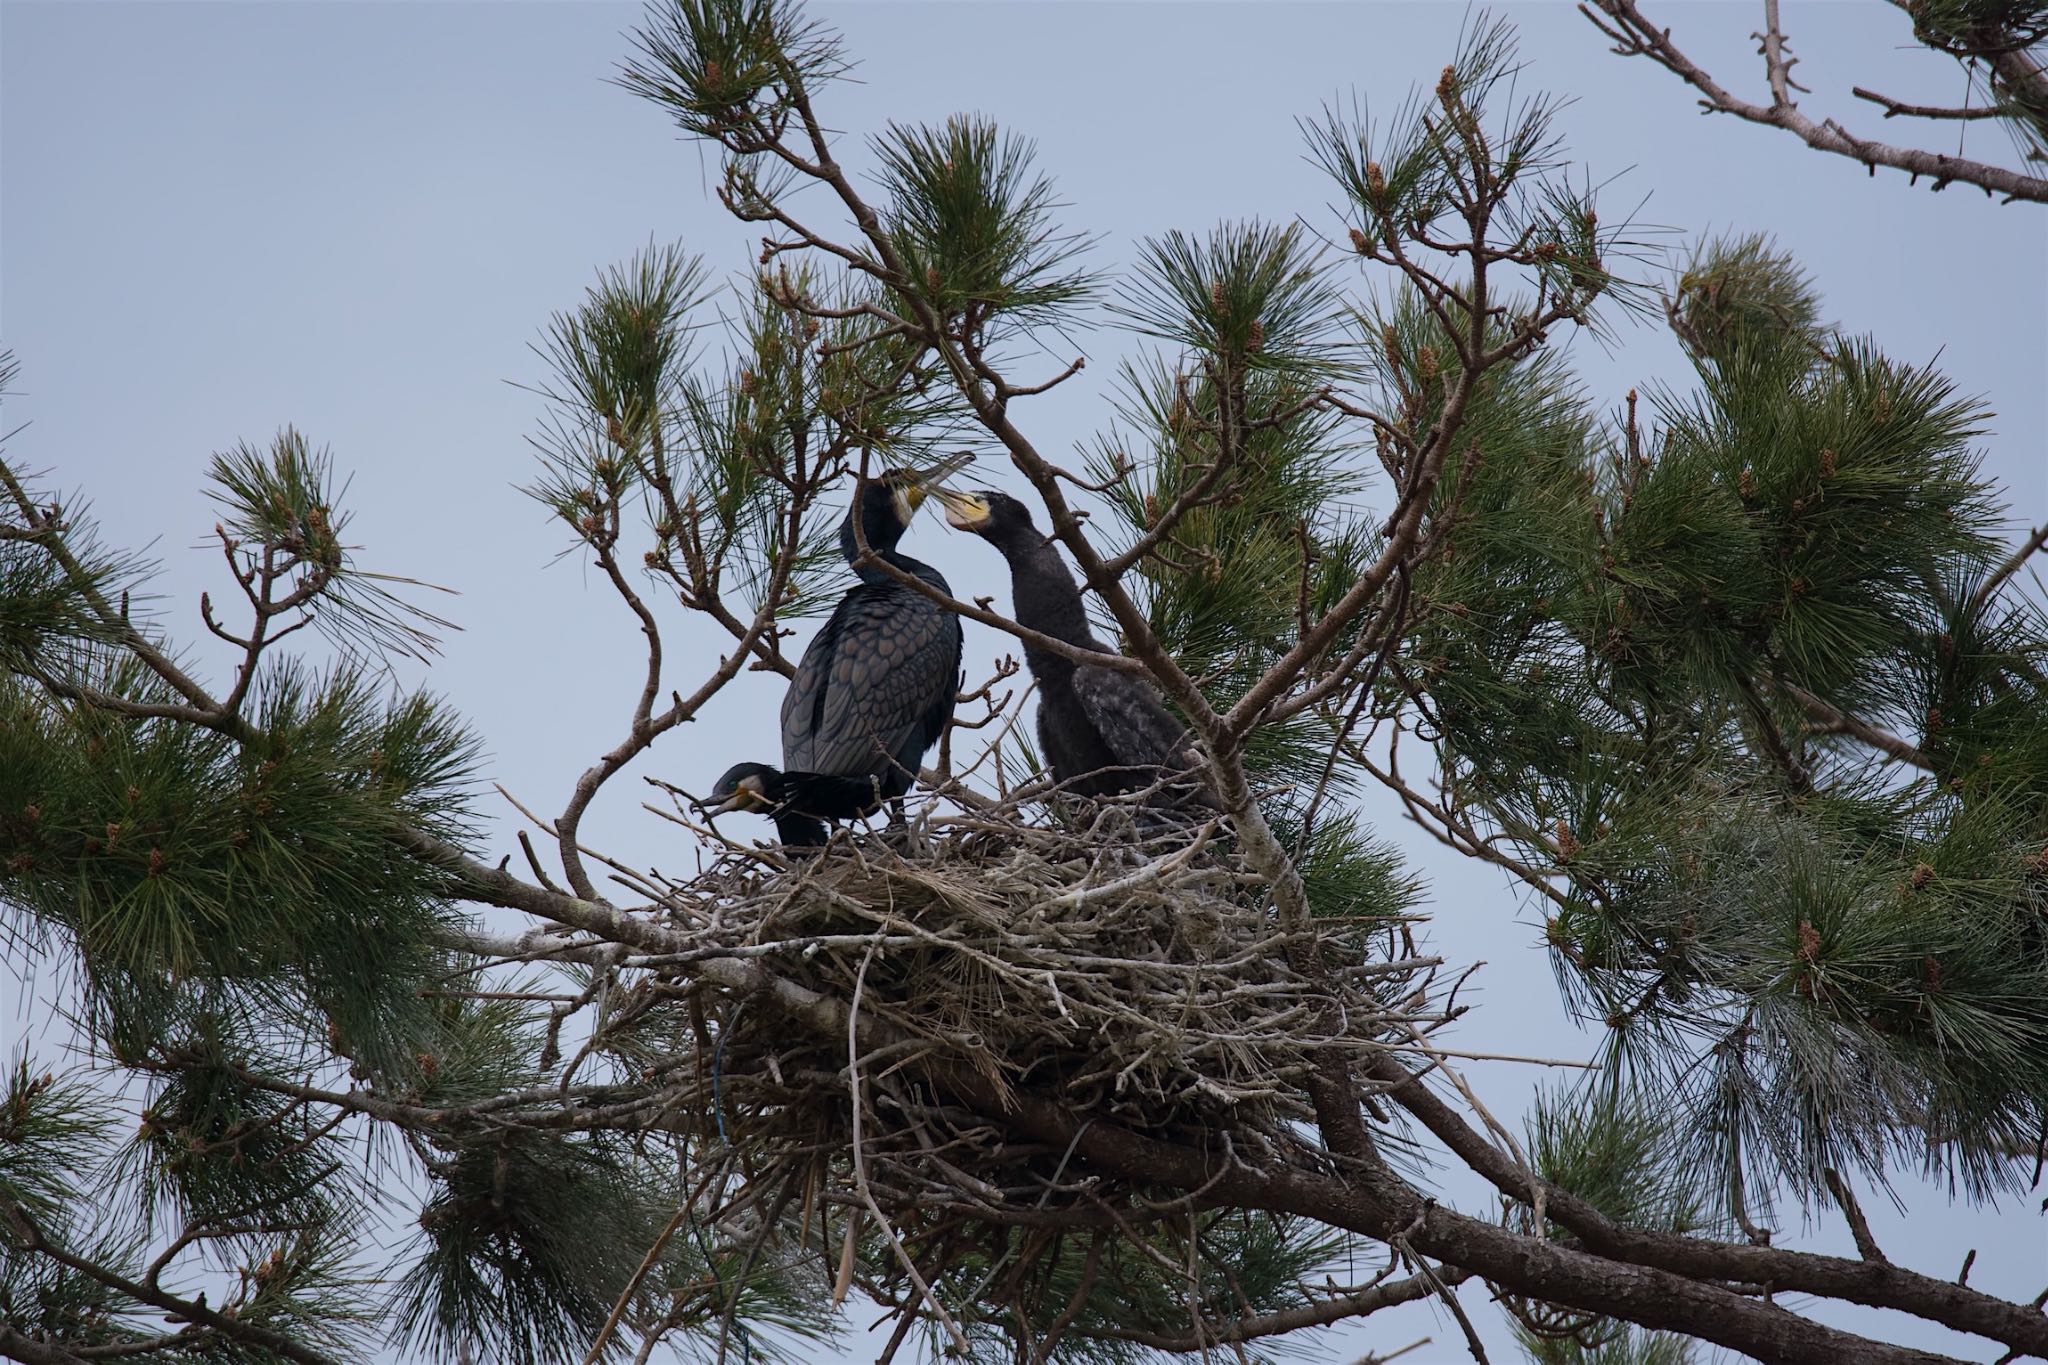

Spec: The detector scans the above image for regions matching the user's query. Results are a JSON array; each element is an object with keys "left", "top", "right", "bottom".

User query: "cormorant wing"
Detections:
[
  {"left": 1070, "top": 662, "right": 1203, "bottom": 775},
  {"left": 781, "top": 585, "right": 960, "bottom": 782}
]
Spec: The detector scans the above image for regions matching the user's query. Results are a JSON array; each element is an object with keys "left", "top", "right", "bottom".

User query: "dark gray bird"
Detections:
[
  {"left": 934, "top": 487, "right": 1213, "bottom": 807},
  {"left": 709, "top": 462, "right": 966, "bottom": 844},
  {"left": 703, "top": 762, "right": 832, "bottom": 847}
]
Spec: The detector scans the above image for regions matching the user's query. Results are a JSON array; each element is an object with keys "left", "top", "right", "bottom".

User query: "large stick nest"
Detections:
[{"left": 637, "top": 801, "right": 1441, "bottom": 1233}]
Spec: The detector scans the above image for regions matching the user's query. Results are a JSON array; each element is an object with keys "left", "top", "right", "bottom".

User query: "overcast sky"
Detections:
[{"left": 5, "top": 3, "right": 2045, "bottom": 1362}]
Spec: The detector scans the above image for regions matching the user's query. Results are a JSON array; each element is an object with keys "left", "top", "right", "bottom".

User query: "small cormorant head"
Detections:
[
  {"left": 934, "top": 487, "right": 1036, "bottom": 540},
  {"left": 876, "top": 471, "right": 926, "bottom": 545},
  {"left": 843, "top": 454, "right": 978, "bottom": 559},
  {"left": 706, "top": 761, "right": 782, "bottom": 814}
]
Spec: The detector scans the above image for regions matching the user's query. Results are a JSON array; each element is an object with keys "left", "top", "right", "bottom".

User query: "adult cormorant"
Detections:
[
  {"left": 934, "top": 487, "right": 1213, "bottom": 807},
  {"left": 709, "top": 463, "right": 966, "bottom": 844}
]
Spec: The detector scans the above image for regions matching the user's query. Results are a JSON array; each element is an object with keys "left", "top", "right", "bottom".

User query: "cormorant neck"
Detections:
[
  {"left": 879, "top": 549, "right": 950, "bottom": 595},
  {"left": 841, "top": 510, "right": 950, "bottom": 594},
  {"left": 989, "top": 525, "right": 1104, "bottom": 656}
]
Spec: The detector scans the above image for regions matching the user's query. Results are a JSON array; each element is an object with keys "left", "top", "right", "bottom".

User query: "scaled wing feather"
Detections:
[
  {"left": 782, "top": 586, "right": 959, "bottom": 782},
  {"left": 1071, "top": 663, "right": 1202, "bottom": 775}
]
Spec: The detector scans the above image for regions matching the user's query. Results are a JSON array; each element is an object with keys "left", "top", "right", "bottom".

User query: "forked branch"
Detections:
[{"left": 1582, "top": 0, "right": 2048, "bottom": 202}]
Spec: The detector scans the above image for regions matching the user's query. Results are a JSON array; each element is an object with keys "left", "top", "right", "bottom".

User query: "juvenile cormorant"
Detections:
[
  {"left": 709, "top": 462, "right": 966, "bottom": 844},
  {"left": 934, "top": 487, "right": 1214, "bottom": 807}
]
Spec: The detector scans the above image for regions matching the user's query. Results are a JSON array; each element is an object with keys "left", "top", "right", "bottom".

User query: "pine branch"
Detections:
[
  {"left": 1783, "top": 682, "right": 1933, "bottom": 770},
  {"left": 1582, "top": 0, "right": 2048, "bottom": 201},
  {"left": 0, "top": 459, "right": 228, "bottom": 727},
  {"left": 0, "top": 1326, "right": 93, "bottom": 1365},
  {"left": 1852, "top": 87, "right": 2007, "bottom": 120},
  {"left": 1363, "top": 1052, "right": 2048, "bottom": 1357},
  {"left": 1824, "top": 1167, "right": 1889, "bottom": 1265},
  {"left": 1973, "top": 521, "right": 2048, "bottom": 612},
  {"left": 1, "top": 1201, "right": 342, "bottom": 1365},
  {"left": 1068, "top": 1265, "right": 1459, "bottom": 1350}
]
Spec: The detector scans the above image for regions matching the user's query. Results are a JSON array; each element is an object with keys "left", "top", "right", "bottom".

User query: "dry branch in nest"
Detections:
[{"left": 612, "top": 795, "right": 1447, "bottom": 1337}]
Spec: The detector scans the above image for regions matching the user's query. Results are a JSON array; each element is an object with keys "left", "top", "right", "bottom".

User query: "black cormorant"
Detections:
[
  {"left": 709, "top": 463, "right": 965, "bottom": 844},
  {"left": 704, "top": 761, "right": 833, "bottom": 847},
  {"left": 934, "top": 487, "right": 1214, "bottom": 807}
]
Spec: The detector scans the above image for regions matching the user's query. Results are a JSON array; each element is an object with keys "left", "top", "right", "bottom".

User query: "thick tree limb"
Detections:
[{"left": 1362, "top": 1051, "right": 2048, "bottom": 1357}]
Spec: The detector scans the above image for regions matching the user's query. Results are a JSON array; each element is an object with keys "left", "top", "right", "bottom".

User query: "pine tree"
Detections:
[{"left": 4, "top": 4, "right": 2046, "bottom": 1363}]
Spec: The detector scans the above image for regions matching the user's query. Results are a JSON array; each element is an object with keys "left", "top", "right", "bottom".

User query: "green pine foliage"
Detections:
[
  {"left": 1091, "top": 222, "right": 1381, "bottom": 790},
  {"left": 1506, "top": 1088, "right": 1707, "bottom": 1362},
  {"left": 1526, "top": 1083, "right": 1707, "bottom": 1239},
  {"left": 395, "top": 1133, "right": 665, "bottom": 1365},
  {"left": 1111, "top": 222, "right": 1347, "bottom": 378},
  {"left": 0, "top": 660, "right": 477, "bottom": 1079},
  {"left": 914, "top": 1210, "right": 1346, "bottom": 1365},
  {"left": 1513, "top": 1326, "right": 1697, "bottom": 1365},
  {"left": 534, "top": 243, "right": 715, "bottom": 462},
  {"left": 1395, "top": 233, "right": 2048, "bottom": 1212},
  {"left": 527, "top": 245, "right": 966, "bottom": 625},
  {"left": 875, "top": 115, "right": 1096, "bottom": 331},
  {"left": 1286, "top": 809, "right": 1425, "bottom": 928},
  {"left": 618, "top": 0, "right": 847, "bottom": 149},
  {"left": 120, "top": 1026, "right": 353, "bottom": 1232},
  {"left": 396, "top": 1128, "right": 832, "bottom": 1365},
  {"left": 1, "top": 1054, "right": 382, "bottom": 1361},
  {"left": 207, "top": 431, "right": 456, "bottom": 664},
  {"left": 0, "top": 1060, "right": 109, "bottom": 1238}
]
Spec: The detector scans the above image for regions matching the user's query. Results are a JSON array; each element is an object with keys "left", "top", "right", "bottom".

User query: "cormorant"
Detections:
[
  {"left": 709, "top": 462, "right": 966, "bottom": 844},
  {"left": 704, "top": 761, "right": 832, "bottom": 847},
  {"left": 933, "top": 487, "right": 1214, "bottom": 808}
]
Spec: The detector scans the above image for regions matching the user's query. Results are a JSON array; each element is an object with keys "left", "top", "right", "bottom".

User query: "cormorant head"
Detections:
[
  {"left": 842, "top": 454, "right": 977, "bottom": 561},
  {"left": 706, "top": 761, "right": 783, "bottom": 814},
  {"left": 934, "top": 487, "right": 1037, "bottom": 541},
  {"left": 706, "top": 763, "right": 832, "bottom": 846}
]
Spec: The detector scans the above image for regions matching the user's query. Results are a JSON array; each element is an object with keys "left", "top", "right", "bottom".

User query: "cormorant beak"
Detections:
[
  {"left": 888, "top": 452, "right": 977, "bottom": 514},
  {"left": 932, "top": 486, "right": 993, "bottom": 531}
]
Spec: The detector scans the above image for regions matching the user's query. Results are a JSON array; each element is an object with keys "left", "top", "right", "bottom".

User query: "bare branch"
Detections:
[
  {"left": 1783, "top": 682, "right": 1934, "bottom": 771},
  {"left": 1852, "top": 87, "right": 2006, "bottom": 121},
  {"left": 1974, "top": 522, "right": 2048, "bottom": 613},
  {"left": 1072, "top": 1266, "right": 1459, "bottom": 1351},
  {"left": 0, "top": 1325, "right": 95, "bottom": 1365},
  {"left": 996, "top": 355, "right": 1087, "bottom": 400},
  {"left": 1582, "top": 0, "right": 2048, "bottom": 202},
  {"left": 1, "top": 1201, "right": 341, "bottom": 1365},
  {"left": 1825, "top": 1167, "right": 1889, "bottom": 1265}
]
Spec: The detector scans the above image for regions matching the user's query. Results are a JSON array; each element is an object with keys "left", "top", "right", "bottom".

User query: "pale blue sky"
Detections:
[{"left": 5, "top": 3, "right": 2045, "bottom": 1362}]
